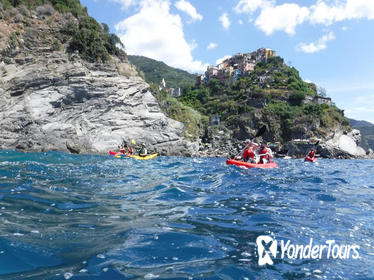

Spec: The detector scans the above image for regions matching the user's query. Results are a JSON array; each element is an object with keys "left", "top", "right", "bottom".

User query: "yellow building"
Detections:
[{"left": 265, "top": 49, "right": 276, "bottom": 60}]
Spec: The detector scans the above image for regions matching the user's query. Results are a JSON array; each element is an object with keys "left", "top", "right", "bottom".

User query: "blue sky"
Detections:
[{"left": 81, "top": 0, "right": 374, "bottom": 123}]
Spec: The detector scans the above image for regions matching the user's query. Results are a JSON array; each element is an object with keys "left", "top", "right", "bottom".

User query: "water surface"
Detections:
[{"left": 0, "top": 151, "right": 373, "bottom": 279}]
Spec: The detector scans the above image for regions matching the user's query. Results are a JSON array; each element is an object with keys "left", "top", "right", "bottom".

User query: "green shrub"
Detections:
[
  {"left": 67, "top": 15, "right": 125, "bottom": 62},
  {"left": 4, "top": 0, "right": 125, "bottom": 62},
  {"left": 289, "top": 91, "right": 305, "bottom": 106},
  {"left": 320, "top": 106, "right": 348, "bottom": 128},
  {"left": 151, "top": 86, "right": 207, "bottom": 139},
  {"left": 303, "top": 104, "right": 322, "bottom": 117}
]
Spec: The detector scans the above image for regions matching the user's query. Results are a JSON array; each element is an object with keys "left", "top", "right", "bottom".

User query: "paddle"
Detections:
[{"left": 235, "top": 125, "right": 267, "bottom": 159}]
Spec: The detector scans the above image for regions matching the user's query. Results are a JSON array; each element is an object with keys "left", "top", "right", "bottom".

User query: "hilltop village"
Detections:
[
  {"left": 161, "top": 48, "right": 276, "bottom": 96},
  {"left": 162, "top": 48, "right": 332, "bottom": 108},
  {"left": 199, "top": 48, "right": 277, "bottom": 86}
]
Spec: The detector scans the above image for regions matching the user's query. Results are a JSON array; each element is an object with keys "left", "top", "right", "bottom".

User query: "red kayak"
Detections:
[
  {"left": 305, "top": 157, "right": 317, "bottom": 162},
  {"left": 109, "top": 150, "right": 125, "bottom": 156},
  {"left": 226, "top": 159, "right": 278, "bottom": 169}
]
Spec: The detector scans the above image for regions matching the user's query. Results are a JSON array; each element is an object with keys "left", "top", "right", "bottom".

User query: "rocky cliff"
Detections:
[
  {"left": 0, "top": 3, "right": 371, "bottom": 159},
  {"left": 0, "top": 6, "right": 197, "bottom": 155},
  {"left": 319, "top": 129, "right": 370, "bottom": 159}
]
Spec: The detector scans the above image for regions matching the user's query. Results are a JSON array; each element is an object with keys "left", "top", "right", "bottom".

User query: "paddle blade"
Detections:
[
  {"left": 131, "top": 139, "right": 136, "bottom": 145},
  {"left": 315, "top": 140, "right": 320, "bottom": 146},
  {"left": 255, "top": 125, "right": 267, "bottom": 138}
]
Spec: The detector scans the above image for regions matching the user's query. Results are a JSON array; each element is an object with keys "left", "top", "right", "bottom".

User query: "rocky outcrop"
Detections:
[
  {"left": 318, "top": 129, "right": 369, "bottom": 159},
  {"left": 0, "top": 14, "right": 198, "bottom": 156},
  {"left": 198, "top": 126, "right": 240, "bottom": 158},
  {"left": 0, "top": 53, "right": 198, "bottom": 155}
]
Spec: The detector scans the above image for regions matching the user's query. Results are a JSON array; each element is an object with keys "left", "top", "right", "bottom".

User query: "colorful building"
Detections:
[{"left": 204, "top": 48, "right": 277, "bottom": 85}]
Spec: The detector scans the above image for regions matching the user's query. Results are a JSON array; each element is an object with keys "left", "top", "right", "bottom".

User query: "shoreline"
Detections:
[{"left": 1, "top": 148, "right": 373, "bottom": 160}]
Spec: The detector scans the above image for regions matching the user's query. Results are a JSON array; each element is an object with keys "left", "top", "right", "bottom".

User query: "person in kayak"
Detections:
[
  {"left": 120, "top": 144, "right": 126, "bottom": 154},
  {"left": 258, "top": 143, "right": 273, "bottom": 164},
  {"left": 305, "top": 148, "right": 316, "bottom": 160},
  {"left": 127, "top": 145, "right": 133, "bottom": 155},
  {"left": 243, "top": 141, "right": 258, "bottom": 163},
  {"left": 235, "top": 140, "right": 258, "bottom": 162},
  {"left": 137, "top": 143, "right": 148, "bottom": 157}
]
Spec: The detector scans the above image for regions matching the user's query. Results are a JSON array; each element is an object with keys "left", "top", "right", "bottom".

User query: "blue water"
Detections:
[{"left": 0, "top": 151, "right": 373, "bottom": 280}]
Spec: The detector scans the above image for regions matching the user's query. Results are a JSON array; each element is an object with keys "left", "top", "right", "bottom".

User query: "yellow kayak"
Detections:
[{"left": 127, "top": 153, "right": 158, "bottom": 160}]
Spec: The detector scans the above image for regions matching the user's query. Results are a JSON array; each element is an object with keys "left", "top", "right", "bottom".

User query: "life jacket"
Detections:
[
  {"left": 259, "top": 148, "right": 270, "bottom": 161},
  {"left": 120, "top": 148, "right": 125, "bottom": 154},
  {"left": 243, "top": 147, "right": 255, "bottom": 160},
  {"left": 139, "top": 147, "right": 147, "bottom": 156},
  {"left": 308, "top": 150, "right": 316, "bottom": 158}
]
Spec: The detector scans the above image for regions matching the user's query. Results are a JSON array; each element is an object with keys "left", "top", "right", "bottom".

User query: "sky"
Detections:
[{"left": 81, "top": 0, "right": 374, "bottom": 123}]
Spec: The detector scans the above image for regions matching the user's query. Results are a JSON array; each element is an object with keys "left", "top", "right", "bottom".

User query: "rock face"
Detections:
[
  {"left": 0, "top": 54, "right": 198, "bottom": 155},
  {"left": 319, "top": 129, "right": 368, "bottom": 158},
  {"left": 0, "top": 14, "right": 198, "bottom": 156}
]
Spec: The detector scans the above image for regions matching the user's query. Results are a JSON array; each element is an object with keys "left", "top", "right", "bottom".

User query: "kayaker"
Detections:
[
  {"left": 137, "top": 143, "right": 148, "bottom": 157},
  {"left": 258, "top": 143, "right": 273, "bottom": 164},
  {"left": 243, "top": 142, "right": 258, "bottom": 163},
  {"left": 120, "top": 144, "right": 126, "bottom": 154},
  {"left": 306, "top": 148, "right": 316, "bottom": 160},
  {"left": 127, "top": 146, "right": 133, "bottom": 155},
  {"left": 235, "top": 139, "right": 257, "bottom": 162}
]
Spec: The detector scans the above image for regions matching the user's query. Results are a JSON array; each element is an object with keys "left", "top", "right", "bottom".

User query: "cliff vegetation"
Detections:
[
  {"left": 0, "top": 0, "right": 125, "bottom": 62},
  {"left": 128, "top": 55, "right": 196, "bottom": 89}
]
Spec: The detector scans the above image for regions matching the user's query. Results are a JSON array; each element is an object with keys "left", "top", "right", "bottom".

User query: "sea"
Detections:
[{"left": 0, "top": 150, "right": 373, "bottom": 280}]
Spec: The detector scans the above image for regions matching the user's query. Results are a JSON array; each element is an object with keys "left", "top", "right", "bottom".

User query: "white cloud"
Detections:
[
  {"left": 310, "top": 0, "right": 374, "bottom": 25},
  {"left": 216, "top": 55, "right": 232, "bottom": 65},
  {"left": 174, "top": 0, "right": 203, "bottom": 22},
  {"left": 309, "top": 0, "right": 347, "bottom": 25},
  {"left": 255, "top": 3, "right": 310, "bottom": 35},
  {"left": 207, "top": 42, "right": 217, "bottom": 50},
  {"left": 234, "top": 0, "right": 374, "bottom": 35},
  {"left": 115, "top": 0, "right": 207, "bottom": 73},
  {"left": 298, "top": 31, "right": 335, "bottom": 53},
  {"left": 346, "top": 0, "right": 374, "bottom": 19},
  {"left": 234, "top": 0, "right": 273, "bottom": 14},
  {"left": 238, "top": 19, "right": 244, "bottom": 24},
  {"left": 219, "top": 13, "right": 231, "bottom": 29}
]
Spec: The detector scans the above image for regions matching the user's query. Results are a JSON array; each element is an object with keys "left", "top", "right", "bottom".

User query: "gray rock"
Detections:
[
  {"left": 0, "top": 52, "right": 198, "bottom": 156},
  {"left": 318, "top": 128, "right": 366, "bottom": 158}
]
